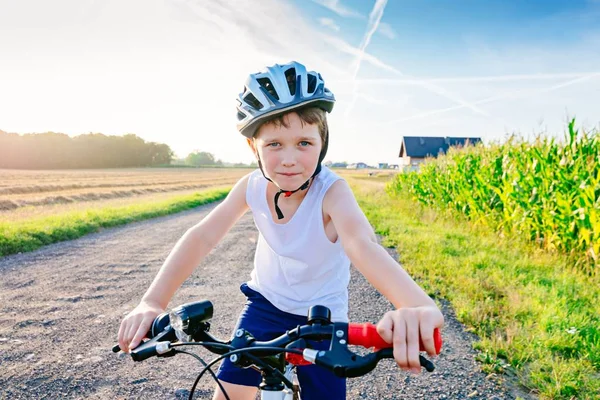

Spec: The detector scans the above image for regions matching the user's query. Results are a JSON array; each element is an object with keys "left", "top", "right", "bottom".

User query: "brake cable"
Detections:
[{"left": 172, "top": 349, "right": 231, "bottom": 400}]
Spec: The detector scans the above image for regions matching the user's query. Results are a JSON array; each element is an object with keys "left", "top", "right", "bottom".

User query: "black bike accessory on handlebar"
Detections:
[
  {"left": 112, "top": 304, "right": 225, "bottom": 357},
  {"left": 151, "top": 311, "right": 171, "bottom": 337},
  {"left": 169, "top": 300, "right": 214, "bottom": 342},
  {"left": 307, "top": 304, "right": 331, "bottom": 325}
]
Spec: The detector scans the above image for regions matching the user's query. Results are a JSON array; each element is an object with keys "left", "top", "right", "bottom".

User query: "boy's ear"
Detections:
[{"left": 247, "top": 138, "right": 258, "bottom": 158}]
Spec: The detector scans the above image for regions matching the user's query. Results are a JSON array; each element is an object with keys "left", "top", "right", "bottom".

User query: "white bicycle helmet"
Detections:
[
  {"left": 236, "top": 61, "right": 335, "bottom": 219},
  {"left": 236, "top": 61, "right": 335, "bottom": 138}
]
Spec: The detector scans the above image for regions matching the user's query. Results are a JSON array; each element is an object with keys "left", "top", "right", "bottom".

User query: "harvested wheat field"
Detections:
[
  {"left": 0, "top": 168, "right": 252, "bottom": 222},
  {"left": 0, "top": 167, "right": 400, "bottom": 224}
]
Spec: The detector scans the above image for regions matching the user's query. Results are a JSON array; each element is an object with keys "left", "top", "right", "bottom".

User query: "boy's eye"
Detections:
[
  {"left": 267, "top": 142, "right": 280, "bottom": 147},
  {"left": 299, "top": 141, "right": 311, "bottom": 147}
]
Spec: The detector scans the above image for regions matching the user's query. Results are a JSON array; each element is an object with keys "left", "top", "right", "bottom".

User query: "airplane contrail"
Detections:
[
  {"left": 380, "top": 73, "right": 600, "bottom": 125},
  {"left": 333, "top": 71, "right": 600, "bottom": 85}
]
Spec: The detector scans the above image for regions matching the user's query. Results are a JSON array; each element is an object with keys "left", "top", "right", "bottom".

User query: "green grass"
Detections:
[
  {"left": 351, "top": 181, "right": 600, "bottom": 400},
  {"left": 0, "top": 188, "right": 230, "bottom": 257}
]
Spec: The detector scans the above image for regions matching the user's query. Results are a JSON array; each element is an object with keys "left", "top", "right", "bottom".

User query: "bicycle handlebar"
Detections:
[{"left": 113, "top": 301, "right": 443, "bottom": 378}]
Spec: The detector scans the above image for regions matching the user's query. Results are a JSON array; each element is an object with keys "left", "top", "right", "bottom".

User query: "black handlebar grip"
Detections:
[
  {"left": 420, "top": 355, "right": 435, "bottom": 372},
  {"left": 130, "top": 342, "right": 158, "bottom": 362},
  {"left": 377, "top": 348, "right": 435, "bottom": 372}
]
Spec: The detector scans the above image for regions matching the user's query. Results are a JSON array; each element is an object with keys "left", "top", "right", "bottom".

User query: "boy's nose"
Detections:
[
  {"left": 280, "top": 150, "right": 296, "bottom": 167},
  {"left": 281, "top": 158, "right": 296, "bottom": 167}
]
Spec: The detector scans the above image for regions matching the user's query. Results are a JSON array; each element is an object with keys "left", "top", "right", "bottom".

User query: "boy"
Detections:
[{"left": 118, "top": 61, "right": 444, "bottom": 399}]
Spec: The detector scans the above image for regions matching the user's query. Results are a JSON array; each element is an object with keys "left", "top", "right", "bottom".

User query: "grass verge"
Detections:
[
  {"left": 0, "top": 187, "right": 230, "bottom": 257},
  {"left": 350, "top": 179, "right": 600, "bottom": 400}
]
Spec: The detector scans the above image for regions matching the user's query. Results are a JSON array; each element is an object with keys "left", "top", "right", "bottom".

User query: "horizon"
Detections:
[{"left": 1, "top": 0, "right": 599, "bottom": 166}]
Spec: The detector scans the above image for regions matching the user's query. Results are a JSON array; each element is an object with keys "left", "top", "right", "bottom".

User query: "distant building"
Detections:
[
  {"left": 330, "top": 162, "right": 348, "bottom": 168},
  {"left": 378, "top": 163, "right": 389, "bottom": 169},
  {"left": 398, "top": 136, "right": 481, "bottom": 169},
  {"left": 347, "top": 162, "right": 368, "bottom": 169}
]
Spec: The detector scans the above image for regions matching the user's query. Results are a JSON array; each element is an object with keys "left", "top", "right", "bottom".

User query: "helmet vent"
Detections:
[
  {"left": 257, "top": 78, "right": 279, "bottom": 100},
  {"left": 285, "top": 68, "right": 296, "bottom": 96},
  {"left": 307, "top": 73, "right": 317, "bottom": 93},
  {"left": 237, "top": 111, "right": 247, "bottom": 121},
  {"left": 243, "top": 93, "right": 263, "bottom": 110}
]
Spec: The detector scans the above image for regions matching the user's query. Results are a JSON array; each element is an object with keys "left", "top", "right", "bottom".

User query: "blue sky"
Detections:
[{"left": 0, "top": 0, "right": 599, "bottom": 165}]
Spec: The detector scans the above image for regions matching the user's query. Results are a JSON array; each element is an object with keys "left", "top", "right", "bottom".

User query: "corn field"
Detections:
[{"left": 387, "top": 120, "right": 600, "bottom": 272}]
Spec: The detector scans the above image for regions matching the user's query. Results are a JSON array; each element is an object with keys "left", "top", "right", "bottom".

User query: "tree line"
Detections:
[
  {"left": 181, "top": 151, "right": 256, "bottom": 168},
  {"left": 0, "top": 130, "right": 174, "bottom": 169}
]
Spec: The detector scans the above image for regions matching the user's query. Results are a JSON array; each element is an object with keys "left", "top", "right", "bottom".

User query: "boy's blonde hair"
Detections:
[{"left": 254, "top": 106, "right": 328, "bottom": 146}]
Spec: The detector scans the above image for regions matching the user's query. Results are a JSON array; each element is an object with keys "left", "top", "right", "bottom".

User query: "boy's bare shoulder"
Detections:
[
  {"left": 240, "top": 170, "right": 255, "bottom": 183},
  {"left": 235, "top": 169, "right": 257, "bottom": 187},
  {"left": 323, "top": 179, "right": 355, "bottom": 211},
  {"left": 225, "top": 170, "right": 256, "bottom": 205}
]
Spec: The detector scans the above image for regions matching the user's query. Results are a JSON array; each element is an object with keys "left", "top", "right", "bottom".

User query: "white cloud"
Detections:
[
  {"left": 377, "top": 22, "right": 396, "bottom": 39},
  {"left": 311, "top": 0, "right": 363, "bottom": 18},
  {"left": 318, "top": 17, "right": 340, "bottom": 32}
]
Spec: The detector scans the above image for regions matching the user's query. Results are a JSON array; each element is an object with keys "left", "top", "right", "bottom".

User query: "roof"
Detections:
[{"left": 399, "top": 136, "right": 482, "bottom": 158}]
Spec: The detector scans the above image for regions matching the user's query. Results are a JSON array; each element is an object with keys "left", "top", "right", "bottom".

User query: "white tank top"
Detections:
[{"left": 245, "top": 166, "right": 351, "bottom": 322}]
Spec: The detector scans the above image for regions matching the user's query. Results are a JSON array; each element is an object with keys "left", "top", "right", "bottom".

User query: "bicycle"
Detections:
[{"left": 113, "top": 300, "right": 443, "bottom": 400}]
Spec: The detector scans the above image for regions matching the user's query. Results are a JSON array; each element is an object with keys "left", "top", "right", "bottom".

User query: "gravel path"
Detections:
[{"left": 0, "top": 201, "right": 536, "bottom": 399}]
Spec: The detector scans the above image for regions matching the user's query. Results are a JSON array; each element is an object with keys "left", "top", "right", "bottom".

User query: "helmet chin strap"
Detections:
[
  {"left": 255, "top": 128, "right": 329, "bottom": 220},
  {"left": 257, "top": 158, "right": 320, "bottom": 219}
]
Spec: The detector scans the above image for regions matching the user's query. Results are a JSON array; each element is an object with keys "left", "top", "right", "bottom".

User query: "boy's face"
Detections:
[{"left": 249, "top": 112, "right": 322, "bottom": 191}]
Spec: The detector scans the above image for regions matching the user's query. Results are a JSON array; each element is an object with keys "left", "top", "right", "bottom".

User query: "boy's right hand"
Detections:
[{"left": 117, "top": 300, "right": 164, "bottom": 353}]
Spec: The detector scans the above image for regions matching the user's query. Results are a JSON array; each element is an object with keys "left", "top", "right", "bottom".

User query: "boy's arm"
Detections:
[
  {"left": 118, "top": 174, "right": 250, "bottom": 351},
  {"left": 141, "top": 173, "right": 251, "bottom": 309},
  {"left": 323, "top": 179, "right": 443, "bottom": 371},
  {"left": 120, "top": 173, "right": 252, "bottom": 351},
  {"left": 323, "top": 180, "right": 435, "bottom": 309}
]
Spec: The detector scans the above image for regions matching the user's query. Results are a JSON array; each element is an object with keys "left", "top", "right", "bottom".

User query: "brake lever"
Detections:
[{"left": 303, "top": 323, "right": 436, "bottom": 377}]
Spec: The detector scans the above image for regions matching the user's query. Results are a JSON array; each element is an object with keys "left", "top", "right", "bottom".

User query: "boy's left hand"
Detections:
[{"left": 376, "top": 306, "right": 444, "bottom": 374}]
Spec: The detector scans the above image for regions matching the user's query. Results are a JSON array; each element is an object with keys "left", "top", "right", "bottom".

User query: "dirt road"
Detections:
[{"left": 0, "top": 201, "right": 534, "bottom": 399}]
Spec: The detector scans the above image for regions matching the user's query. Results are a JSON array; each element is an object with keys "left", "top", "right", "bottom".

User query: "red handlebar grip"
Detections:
[
  {"left": 286, "top": 352, "right": 312, "bottom": 366},
  {"left": 348, "top": 323, "right": 442, "bottom": 354}
]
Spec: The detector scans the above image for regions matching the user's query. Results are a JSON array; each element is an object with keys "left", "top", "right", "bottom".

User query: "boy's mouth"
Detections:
[{"left": 278, "top": 172, "right": 300, "bottom": 177}]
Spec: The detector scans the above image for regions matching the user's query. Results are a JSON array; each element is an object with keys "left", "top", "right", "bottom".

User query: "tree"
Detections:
[
  {"left": 185, "top": 151, "right": 217, "bottom": 166},
  {"left": 0, "top": 130, "right": 175, "bottom": 169}
]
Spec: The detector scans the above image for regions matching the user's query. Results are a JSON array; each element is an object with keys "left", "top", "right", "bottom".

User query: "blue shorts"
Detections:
[{"left": 216, "top": 283, "right": 347, "bottom": 399}]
